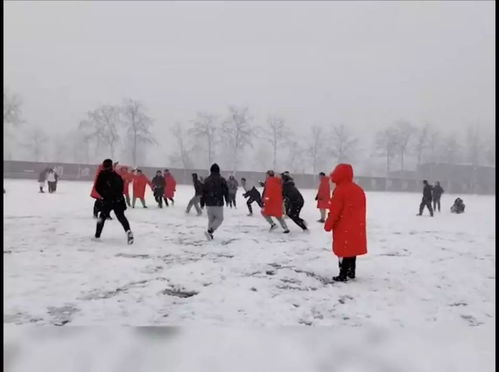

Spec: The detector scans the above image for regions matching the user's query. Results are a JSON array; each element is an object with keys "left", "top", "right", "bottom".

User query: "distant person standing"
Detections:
[
  {"left": 38, "top": 168, "right": 49, "bottom": 193},
  {"left": 117, "top": 166, "right": 133, "bottom": 207},
  {"left": 132, "top": 169, "right": 151, "bottom": 208},
  {"left": 432, "top": 181, "right": 444, "bottom": 213},
  {"left": 200, "top": 163, "right": 229, "bottom": 240},
  {"left": 46, "top": 169, "right": 57, "bottom": 193},
  {"left": 163, "top": 169, "right": 176, "bottom": 206},
  {"left": 324, "top": 163, "right": 367, "bottom": 282},
  {"left": 241, "top": 178, "right": 263, "bottom": 216},
  {"left": 186, "top": 173, "right": 203, "bottom": 216},
  {"left": 227, "top": 175, "right": 239, "bottom": 208},
  {"left": 151, "top": 170, "right": 166, "bottom": 208},
  {"left": 417, "top": 180, "right": 434, "bottom": 217},
  {"left": 93, "top": 159, "right": 134, "bottom": 244},
  {"left": 261, "top": 170, "right": 289, "bottom": 233},
  {"left": 315, "top": 172, "right": 331, "bottom": 223}
]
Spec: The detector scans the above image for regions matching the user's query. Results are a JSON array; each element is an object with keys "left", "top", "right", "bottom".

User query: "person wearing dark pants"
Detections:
[
  {"left": 417, "top": 180, "right": 434, "bottom": 217},
  {"left": 151, "top": 170, "right": 165, "bottom": 208},
  {"left": 241, "top": 178, "right": 263, "bottom": 216},
  {"left": 325, "top": 163, "right": 367, "bottom": 282},
  {"left": 281, "top": 172, "right": 308, "bottom": 231},
  {"left": 432, "top": 181, "right": 444, "bottom": 212},
  {"left": 227, "top": 175, "right": 239, "bottom": 208},
  {"left": 94, "top": 159, "right": 133, "bottom": 244},
  {"left": 200, "top": 163, "right": 229, "bottom": 240}
]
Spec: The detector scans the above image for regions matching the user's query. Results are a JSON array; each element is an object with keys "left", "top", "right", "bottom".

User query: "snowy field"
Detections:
[{"left": 3, "top": 179, "right": 495, "bottom": 370}]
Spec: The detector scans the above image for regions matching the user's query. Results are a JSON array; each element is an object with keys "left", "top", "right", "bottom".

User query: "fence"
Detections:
[{"left": 2, "top": 160, "right": 495, "bottom": 195}]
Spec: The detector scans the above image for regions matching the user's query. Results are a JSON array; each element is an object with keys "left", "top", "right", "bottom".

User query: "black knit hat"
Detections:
[
  {"left": 102, "top": 159, "right": 113, "bottom": 170},
  {"left": 210, "top": 163, "right": 220, "bottom": 173}
]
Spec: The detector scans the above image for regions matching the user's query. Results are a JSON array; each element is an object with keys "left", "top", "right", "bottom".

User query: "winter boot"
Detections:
[
  {"left": 317, "top": 219, "right": 325, "bottom": 223},
  {"left": 283, "top": 229, "right": 290, "bottom": 234},
  {"left": 204, "top": 229, "right": 214, "bottom": 240},
  {"left": 333, "top": 259, "right": 349, "bottom": 282},
  {"left": 127, "top": 230, "right": 134, "bottom": 245},
  {"left": 269, "top": 223, "right": 278, "bottom": 232}
]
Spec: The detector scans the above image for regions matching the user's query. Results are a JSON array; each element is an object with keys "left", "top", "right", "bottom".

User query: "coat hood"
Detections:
[
  {"left": 210, "top": 163, "right": 220, "bottom": 174},
  {"left": 330, "top": 163, "right": 354, "bottom": 185}
]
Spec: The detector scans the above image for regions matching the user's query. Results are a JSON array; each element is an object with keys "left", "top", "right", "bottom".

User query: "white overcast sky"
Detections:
[{"left": 4, "top": 1, "right": 495, "bottom": 141}]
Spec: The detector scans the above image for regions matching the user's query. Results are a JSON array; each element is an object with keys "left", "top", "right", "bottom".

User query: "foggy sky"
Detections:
[{"left": 4, "top": 1, "right": 495, "bottom": 160}]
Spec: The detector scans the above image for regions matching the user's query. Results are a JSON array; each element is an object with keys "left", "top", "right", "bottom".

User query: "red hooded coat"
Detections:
[
  {"left": 133, "top": 173, "right": 151, "bottom": 199},
  {"left": 324, "top": 164, "right": 367, "bottom": 257},
  {"left": 90, "top": 165, "right": 104, "bottom": 199},
  {"left": 316, "top": 176, "right": 331, "bottom": 209},
  {"left": 116, "top": 166, "right": 133, "bottom": 196},
  {"left": 262, "top": 176, "right": 283, "bottom": 218},
  {"left": 164, "top": 173, "right": 177, "bottom": 199}
]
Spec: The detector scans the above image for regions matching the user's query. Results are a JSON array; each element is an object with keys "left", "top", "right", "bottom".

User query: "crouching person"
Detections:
[
  {"left": 324, "top": 163, "right": 367, "bottom": 282},
  {"left": 450, "top": 197, "right": 465, "bottom": 214}
]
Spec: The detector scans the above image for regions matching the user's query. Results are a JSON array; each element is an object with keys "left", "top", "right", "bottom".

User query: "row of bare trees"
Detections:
[
  {"left": 4, "top": 87, "right": 495, "bottom": 174},
  {"left": 77, "top": 99, "right": 155, "bottom": 166},
  {"left": 167, "top": 105, "right": 359, "bottom": 174}
]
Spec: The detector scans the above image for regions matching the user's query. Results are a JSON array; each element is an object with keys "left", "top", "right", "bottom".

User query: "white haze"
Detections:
[{"left": 3, "top": 1, "right": 495, "bottom": 173}]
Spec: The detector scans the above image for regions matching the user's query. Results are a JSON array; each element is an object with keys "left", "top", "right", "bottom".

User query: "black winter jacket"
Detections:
[
  {"left": 152, "top": 175, "right": 165, "bottom": 190},
  {"left": 200, "top": 173, "right": 229, "bottom": 207},
  {"left": 422, "top": 184, "right": 433, "bottom": 202},
  {"left": 282, "top": 179, "right": 304, "bottom": 205},
  {"left": 432, "top": 184, "right": 444, "bottom": 199},
  {"left": 95, "top": 170, "right": 125, "bottom": 202}
]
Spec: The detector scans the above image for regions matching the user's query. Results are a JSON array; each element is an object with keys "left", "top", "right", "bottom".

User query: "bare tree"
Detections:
[
  {"left": 308, "top": 126, "right": 328, "bottom": 174},
  {"left": 260, "top": 115, "right": 290, "bottom": 170},
  {"left": 85, "top": 105, "right": 121, "bottom": 158},
  {"left": 121, "top": 99, "right": 156, "bottom": 166},
  {"left": 375, "top": 126, "right": 399, "bottom": 175},
  {"left": 329, "top": 124, "right": 358, "bottom": 164},
  {"left": 221, "top": 105, "right": 253, "bottom": 173},
  {"left": 425, "top": 127, "right": 441, "bottom": 164},
  {"left": 441, "top": 132, "right": 460, "bottom": 164},
  {"left": 285, "top": 139, "right": 307, "bottom": 173},
  {"left": 170, "top": 122, "right": 193, "bottom": 169},
  {"left": 465, "top": 125, "right": 483, "bottom": 166},
  {"left": 413, "top": 123, "right": 431, "bottom": 166},
  {"left": 190, "top": 112, "right": 218, "bottom": 167},
  {"left": 3, "top": 89, "right": 23, "bottom": 127},
  {"left": 394, "top": 120, "right": 416, "bottom": 171},
  {"left": 22, "top": 126, "right": 48, "bottom": 161}
]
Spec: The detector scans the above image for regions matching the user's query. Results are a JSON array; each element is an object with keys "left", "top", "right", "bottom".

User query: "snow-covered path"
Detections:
[{"left": 3, "top": 179, "right": 494, "bottom": 330}]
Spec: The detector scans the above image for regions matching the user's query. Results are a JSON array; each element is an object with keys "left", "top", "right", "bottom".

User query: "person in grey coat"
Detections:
[
  {"left": 227, "top": 175, "right": 239, "bottom": 208},
  {"left": 186, "top": 173, "right": 203, "bottom": 216},
  {"left": 200, "top": 163, "right": 229, "bottom": 240}
]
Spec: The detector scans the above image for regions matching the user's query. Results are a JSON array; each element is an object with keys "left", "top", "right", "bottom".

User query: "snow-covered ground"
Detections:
[{"left": 3, "top": 179, "right": 495, "bottom": 370}]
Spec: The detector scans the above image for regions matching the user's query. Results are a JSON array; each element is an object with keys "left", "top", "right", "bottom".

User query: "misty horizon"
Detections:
[{"left": 3, "top": 1, "right": 495, "bottom": 175}]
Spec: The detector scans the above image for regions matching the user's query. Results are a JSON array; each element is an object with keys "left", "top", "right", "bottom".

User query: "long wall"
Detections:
[{"left": 2, "top": 160, "right": 495, "bottom": 195}]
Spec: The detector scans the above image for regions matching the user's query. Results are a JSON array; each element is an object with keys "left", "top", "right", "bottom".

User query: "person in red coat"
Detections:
[
  {"left": 90, "top": 164, "right": 105, "bottom": 218},
  {"left": 324, "top": 163, "right": 367, "bottom": 282},
  {"left": 261, "top": 170, "right": 289, "bottom": 233},
  {"left": 116, "top": 166, "right": 133, "bottom": 207},
  {"left": 315, "top": 172, "right": 331, "bottom": 223},
  {"left": 132, "top": 169, "right": 151, "bottom": 208},
  {"left": 163, "top": 169, "right": 176, "bottom": 206}
]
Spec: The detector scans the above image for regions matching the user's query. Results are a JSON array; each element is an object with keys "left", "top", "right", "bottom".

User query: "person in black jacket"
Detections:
[
  {"left": 94, "top": 159, "right": 134, "bottom": 244},
  {"left": 417, "top": 179, "right": 434, "bottom": 217},
  {"left": 281, "top": 173, "right": 308, "bottom": 231},
  {"left": 186, "top": 173, "right": 203, "bottom": 215},
  {"left": 151, "top": 170, "right": 165, "bottom": 208},
  {"left": 432, "top": 181, "right": 444, "bottom": 212},
  {"left": 200, "top": 163, "right": 229, "bottom": 240},
  {"left": 241, "top": 178, "right": 263, "bottom": 216}
]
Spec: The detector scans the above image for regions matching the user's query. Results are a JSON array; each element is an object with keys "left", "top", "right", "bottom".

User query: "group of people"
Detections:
[
  {"left": 91, "top": 164, "right": 177, "bottom": 217},
  {"left": 418, "top": 180, "right": 465, "bottom": 216},
  {"left": 38, "top": 167, "right": 59, "bottom": 193},
  {"left": 89, "top": 159, "right": 368, "bottom": 282}
]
